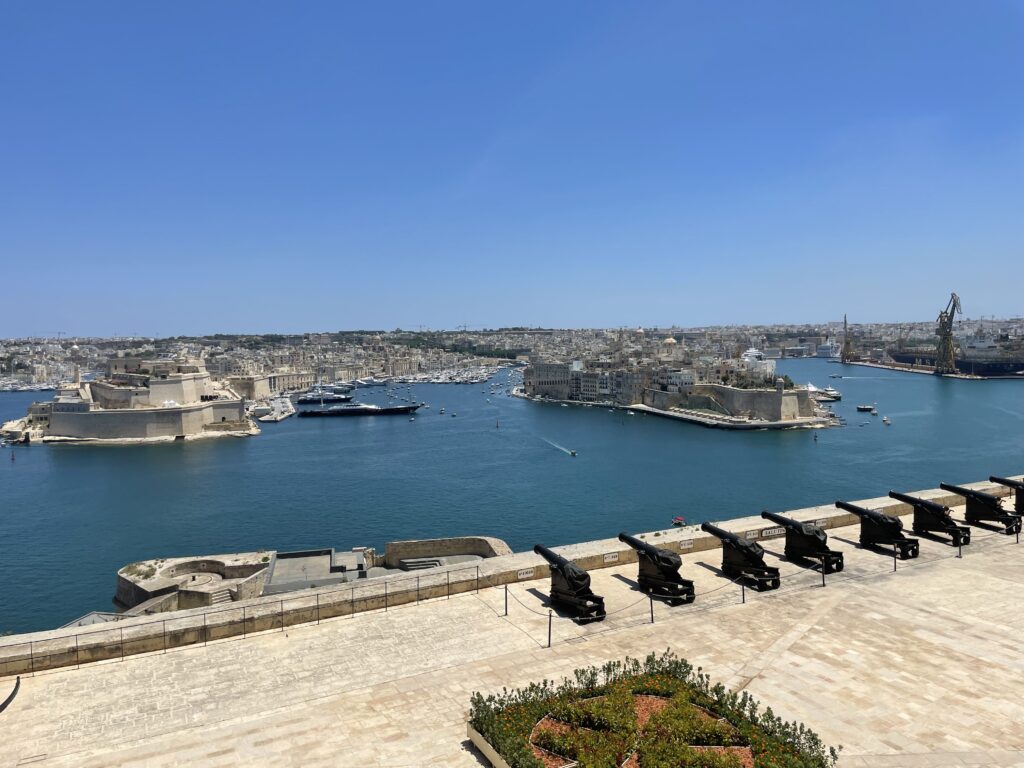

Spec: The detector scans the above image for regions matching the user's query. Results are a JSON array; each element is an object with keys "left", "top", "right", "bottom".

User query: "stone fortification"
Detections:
[
  {"left": 383, "top": 536, "right": 512, "bottom": 568},
  {"left": 1, "top": 477, "right": 1018, "bottom": 677},
  {"left": 643, "top": 382, "right": 813, "bottom": 422}
]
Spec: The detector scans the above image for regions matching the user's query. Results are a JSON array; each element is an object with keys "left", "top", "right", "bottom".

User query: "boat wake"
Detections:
[{"left": 541, "top": 438, "right": 573, "bottom": 456}]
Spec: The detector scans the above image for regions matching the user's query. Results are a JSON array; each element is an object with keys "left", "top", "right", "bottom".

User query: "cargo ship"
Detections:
[{"left": 297, "top": 403, "right": 420, "bottom": 417}]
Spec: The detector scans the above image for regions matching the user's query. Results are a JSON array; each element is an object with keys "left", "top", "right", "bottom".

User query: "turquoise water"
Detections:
[{"left": 1, "top": 359, "right": 1021, "bottom": 633}]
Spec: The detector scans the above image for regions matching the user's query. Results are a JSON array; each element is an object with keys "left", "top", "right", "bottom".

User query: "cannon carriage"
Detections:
[
  {"left": 835, "top": 500, "right": 920, "bottom": 559},
  {"left": 940, "top": 483, "right": 1022, "bottom": 535},
  {"left": 700, "top": 523, "right": 780, "bottom": 591},
  {"left": 532, "top": 545, "right": 606, "bottom": 622},
  {"left": 760, "top": 511, "right": 844, "bottom": 573},
  {"left": 989, "top": 476, "right": 1024, "bottom": 515},
  {"left": 618, "top": 532, "right": 695, "bottom": 604},
  {"left": 889, "top": 491, "right": 971, "bottom": 547}
]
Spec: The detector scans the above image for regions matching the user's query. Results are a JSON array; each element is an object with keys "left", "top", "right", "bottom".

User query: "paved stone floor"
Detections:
[{"left": 3, "top": 514, "right": 1024, "bottom": 767}]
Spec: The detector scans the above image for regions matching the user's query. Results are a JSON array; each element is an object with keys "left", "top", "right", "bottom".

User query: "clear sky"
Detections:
[{"left": 2, "top": 2, "right": 1022, "bottom": 337}]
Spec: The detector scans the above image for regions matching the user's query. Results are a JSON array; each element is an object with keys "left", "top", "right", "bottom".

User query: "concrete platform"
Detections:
[{"left": 2, "top": 510, "right": 1023, "bottom": 767}]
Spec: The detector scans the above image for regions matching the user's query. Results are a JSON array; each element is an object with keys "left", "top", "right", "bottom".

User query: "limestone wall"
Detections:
[
  {"left": 47, "top": 401, "right": 244, "bottom": 440},
  {"left": 644, "top": 385, "right": 812, "bottom": 421},
  {"left": 2, "top": 478, "right": 1018, "bottom": 678},
  {"left": 384, "top": 536, "right": 513, "bottom": 568}
]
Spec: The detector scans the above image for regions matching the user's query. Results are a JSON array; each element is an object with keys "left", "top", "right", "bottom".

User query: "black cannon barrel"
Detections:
[
  {"left": 940, "top": 482, "right": 999, "bottom": 504},
  {"left": 701, "top": 521, "right": 742, "bottom": 543},
  {"left": 990, "top": 476, "right": 1024, "bottom": 490},
  {"left": 889, "top": 490, "right": 948, "bottom": 514},
  {"left": 534, "top": 544, "right": 572, "bottom": 568},
  {"left": 761, "top": 511, "right": 809, "bottom": 531},
  {"left": 835, "top": 500, "right": 900, "bottom": 525},
  {"left": 618, "top": 532, "right": 659, "bottom": 557}
]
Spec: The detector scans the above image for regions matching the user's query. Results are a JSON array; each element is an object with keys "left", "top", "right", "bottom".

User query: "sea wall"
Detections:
[
  {"left": 2, "top": 478, "right": 1018, "bottom": 678},
  {"left": 46, "top": 400, "right": 246, "bottom": 440},
  {"left": 643, "top": 385, "right": 812, "bottom": 421}
]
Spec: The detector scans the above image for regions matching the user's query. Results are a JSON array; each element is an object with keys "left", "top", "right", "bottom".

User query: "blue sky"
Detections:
[{"left": 2, "top": 2, "right": 1022, "bottom": 336}]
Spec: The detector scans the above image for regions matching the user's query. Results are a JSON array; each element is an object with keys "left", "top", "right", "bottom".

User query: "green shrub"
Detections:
[{"left": 468, "top": 651, "right": 840, "bottom": 768}]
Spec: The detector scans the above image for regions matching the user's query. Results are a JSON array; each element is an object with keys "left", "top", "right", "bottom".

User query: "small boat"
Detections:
[
  {"left": 560, "top": 403, "right": 569, "bottom": 408},
  {"left": 439, "top": 408, "right": 445, "bottom": 415},
  {"left": 569, "top": 450, "right": 577, "bottom": 457},
  {"left": 871, "top": 407, "right": 878, "bottom": 415},
  {"left": 672, "top": 516, "right": 686, "bottom": 526},
  {"left": 856, "top": 404, "right": 873, "bottom": 412},
  {"left": 829, "top": 374, "right": 842, "bottom": 379},
  {"left": 451, "top": 413, "right": 457, "bottom": 417},
  {"left": 882, "top": 416, "right": 891, "bottom": 425}
]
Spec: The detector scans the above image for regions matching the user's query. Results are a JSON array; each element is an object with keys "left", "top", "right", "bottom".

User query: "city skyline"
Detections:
[{"left": 3, "top": 2, "right": 1022, "bottom": 337}]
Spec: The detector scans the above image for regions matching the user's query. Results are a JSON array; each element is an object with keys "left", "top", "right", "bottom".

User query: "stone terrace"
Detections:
[{"left": 2, "top": 506, "right": 1024, "bottom": 767}]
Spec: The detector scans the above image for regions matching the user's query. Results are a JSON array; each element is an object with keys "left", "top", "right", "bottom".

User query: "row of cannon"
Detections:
[{"left": 532, "top": 477, "right": 1024, "bottom": 622}]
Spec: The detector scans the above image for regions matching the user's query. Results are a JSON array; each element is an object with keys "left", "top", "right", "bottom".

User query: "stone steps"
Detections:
[
  {"left": 210, "top": 588, "right": 232, "bottom": 605},
  {"left": 399, "top": 558, "right": 443, "bottom": 571}
]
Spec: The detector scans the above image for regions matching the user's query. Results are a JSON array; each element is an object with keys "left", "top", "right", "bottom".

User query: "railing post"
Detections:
[
  {"left": 162, "top": 620, "right": 167, "bottom": 653},
  {"left": 75, "top": 635, "right": 80, "bottom": 669},
  {"left": 893, "top": 543, "right": 898, "bottom": 572},
  {"left": 384, "top": 582, "right": 388, "bottom": 612},
  {"left": 821, "top": 568, "right": 826, "bottom": 588},
  {"left": 446, "top": 571, "right": 450, "bottom": 599},
  {"left": 741, "top": 582, "right": 746, "bottom": 604},
  {"left": 280, "top": 600, "right": 285, "bottom": 632},
  {"left": 243, "top": 607, "right": 247, "bottom": 638},
  {"left": 649, "top": 595, "right": 654, "bottom": 623},
  {"left": 547, "top": 610, "right": 553, "bottom": 648},
  {"left": 417, "top": 576, "right": 420, "bottom": 604},
  {"left": 203, "top": 613, "right": 208, "bottom": 646},
  {"left": 476, "top": 565, "right": 480, "bottom": 593},
  {"left": 504, "top": 585, "right": 508, "bottom": 616},
  {"left": 350, "top": 588, "right": 355, "bottom": 619},
  {"left": 29, "top": 641, "right": 35, "bottom": 674},
  {"left": 317, "top": 594, "right": 321, "bottom": 625},
  {"left": 119, "top": 629, "right": 124, "bottom": 661}
]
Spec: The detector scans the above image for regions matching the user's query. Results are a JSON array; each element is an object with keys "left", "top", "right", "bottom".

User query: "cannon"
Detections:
[
  {"left": 989, "top": 476, "right": 1024, "bottom": 515},
  {"left": 835, "top": 500, "right": 920, "bottom": 559},
  {"left": 760, "top": 511, "right": 844, "bottom": 573},
  {"left": 889, "top": 491, "right": 971, "bottom": 547},
  {"left": 700, "top": 523, "right": 780, "bottom": 590},
  {"left": 533, "top": 545, "right": 606, "bottom": 622},
  {"left": 940, "top": 482, "right": 1023, "bottom": 535},
  {"left": 618, "top": 533, "right": 695, "bottom": 604}
]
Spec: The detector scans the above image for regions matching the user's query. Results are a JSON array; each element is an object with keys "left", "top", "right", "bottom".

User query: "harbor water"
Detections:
[{"left": 1, "top": 358, "right": 1022, "bottom": 634}]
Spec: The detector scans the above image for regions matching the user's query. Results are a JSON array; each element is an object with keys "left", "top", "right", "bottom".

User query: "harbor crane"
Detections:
[
  {"left": 935, "top": 292, "right": 962, "bottom": 374},
  {"left": 840, "top": 314, "right": 854, "bottom": 363}
]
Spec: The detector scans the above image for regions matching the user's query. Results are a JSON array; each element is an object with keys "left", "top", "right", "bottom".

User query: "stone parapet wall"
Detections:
[
  {"left": 383, "top": 536, "right": 513, "bottom": 568},
  {"left": 2, "top": 478, "right": 1018, "bottom": 678}
]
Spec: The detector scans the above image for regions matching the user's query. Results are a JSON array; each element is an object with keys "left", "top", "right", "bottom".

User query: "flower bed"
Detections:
[{"left": 468, "top": 651, "right": 839, "bottom": 768}]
